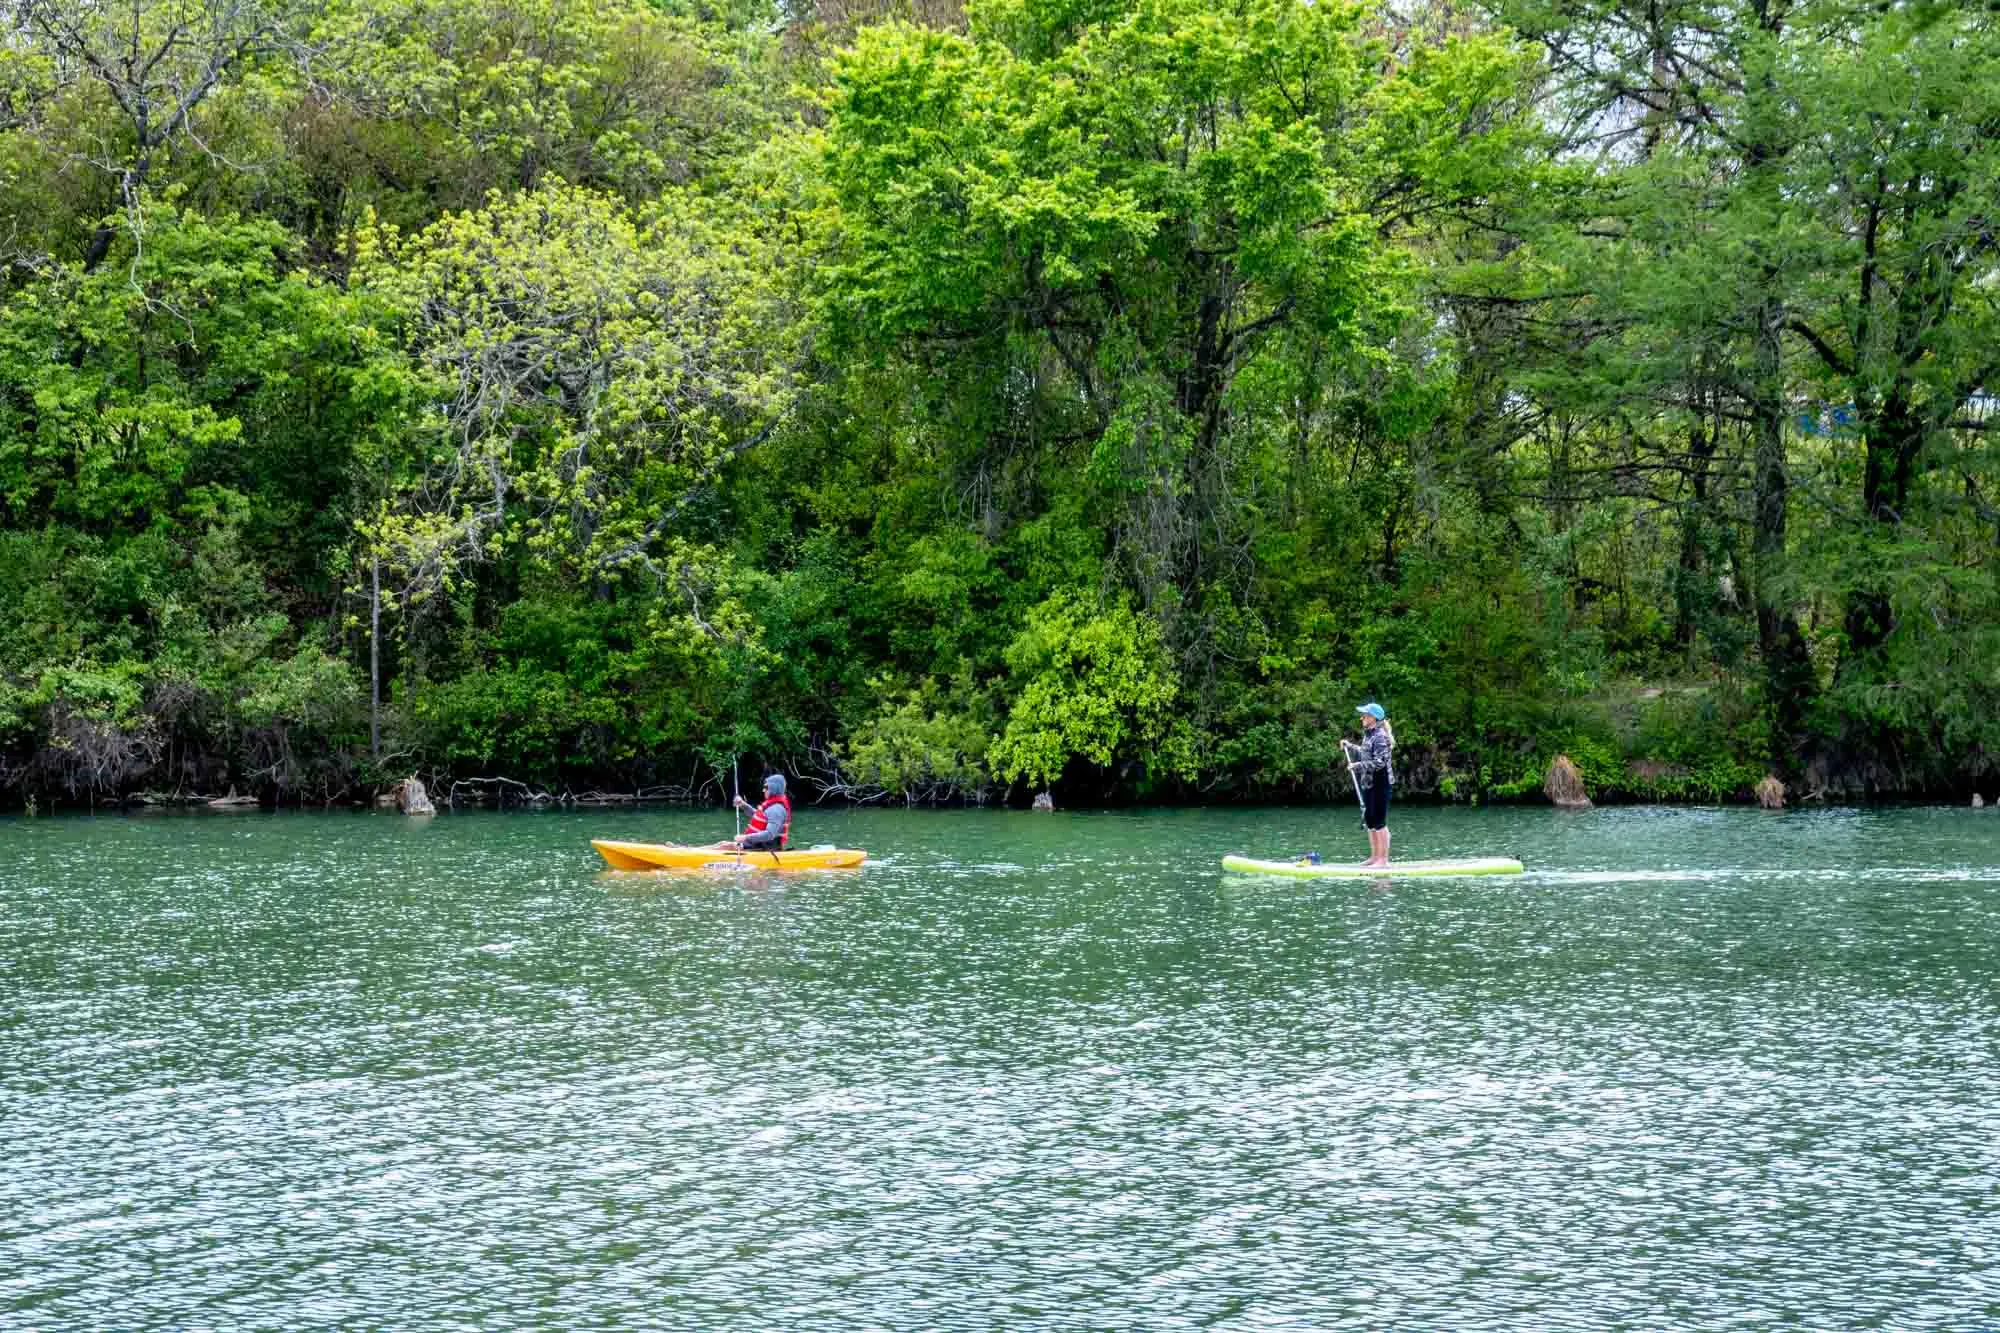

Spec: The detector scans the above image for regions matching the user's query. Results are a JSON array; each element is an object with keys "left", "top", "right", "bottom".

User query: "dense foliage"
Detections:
[{"left": 1, "top": 0, "right": 1994, "bottom": 808}]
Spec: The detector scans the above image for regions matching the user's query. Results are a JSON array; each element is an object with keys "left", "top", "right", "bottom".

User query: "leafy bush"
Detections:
[
  {"left": 990, "top": 593, "right": 1196, "bottom": 793},
  {"left": 838, "top": 674, "right": 997, "bottom": 802}
]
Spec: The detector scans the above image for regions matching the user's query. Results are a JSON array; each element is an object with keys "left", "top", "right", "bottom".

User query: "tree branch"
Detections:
[{"left": 1786, "top": 318, "right": 1854, "bottom": 377}]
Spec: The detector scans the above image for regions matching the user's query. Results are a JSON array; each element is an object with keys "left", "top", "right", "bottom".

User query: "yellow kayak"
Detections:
[{"left": 591, "top": 840, "right": 867, "bottom": 871}]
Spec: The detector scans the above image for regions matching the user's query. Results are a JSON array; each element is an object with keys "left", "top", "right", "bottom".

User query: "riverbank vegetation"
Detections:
[{"left": 1, "top": 0, "right": 1995, "bottom": 808}]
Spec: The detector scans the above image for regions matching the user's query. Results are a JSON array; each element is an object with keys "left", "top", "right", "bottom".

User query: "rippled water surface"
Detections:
[{"left": 5, "top": 804, "right": 2000, "bottom": 1330}]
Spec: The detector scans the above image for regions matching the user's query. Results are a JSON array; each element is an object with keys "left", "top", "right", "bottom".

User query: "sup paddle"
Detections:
[{"left": 1341, "top": 738, "right": 1366, "bottom": 818}]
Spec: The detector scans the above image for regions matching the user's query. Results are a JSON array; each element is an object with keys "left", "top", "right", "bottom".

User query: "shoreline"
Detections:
[{"left": 8, "top": 789, "right": 1993, "bottom": 816}]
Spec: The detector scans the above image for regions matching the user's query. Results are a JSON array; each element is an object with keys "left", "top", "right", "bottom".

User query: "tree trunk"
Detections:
[
  {"left": 1750, "top": 307, "right": 1814, "bottom": 765},
  {"left": 1841, "top": 398, "right": 1921, "bottom": 674},
  {"left": 1673, "top": 421, "right": 1716, "bottom": 656},
  {"left": 1742, "top": 11, "right": 1814, "bottom": 770},
  {"left": 370, "top": 551, "right": 382, "bottom": 762}
]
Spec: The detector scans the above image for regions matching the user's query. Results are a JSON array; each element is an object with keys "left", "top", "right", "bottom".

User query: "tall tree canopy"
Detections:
[{"left": 1, "top": 0, "right": 1994, "bottom": 807}]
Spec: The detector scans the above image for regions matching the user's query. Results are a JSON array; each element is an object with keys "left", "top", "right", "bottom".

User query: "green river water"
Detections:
[{"left": 4, "top": 804, "right": 1999, "bottom": 1331}]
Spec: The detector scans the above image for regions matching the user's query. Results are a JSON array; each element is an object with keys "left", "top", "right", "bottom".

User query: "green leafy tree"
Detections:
[
  {"left": 10, "top": 0, "right": 334, "bottom": 269},
  {"left": 819, "top": 0, "right": 1538, "bottom": 631},
  {"left": 989, "top": 592, "right": 1194, "bottom": 792},
  {"left": 1777, "top": 7, "right": 2000, "bottom": 718},
  {"left": 0, "top": 207, "right": 400, "bottom": 798},
  {"left": 305, "top": 0, "right": 787, "bottom": 219},
  {"left": 354, "top": 180, "right": 797, "bottom": 585}
]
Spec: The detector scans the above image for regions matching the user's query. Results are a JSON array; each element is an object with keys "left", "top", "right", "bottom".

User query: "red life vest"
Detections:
[{"left": 744, "top": 793, "right": 792, "bottom": 848}]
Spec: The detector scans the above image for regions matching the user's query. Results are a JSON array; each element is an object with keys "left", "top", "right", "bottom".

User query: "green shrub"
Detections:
[
  {"left": 990, "top": 592, "right": 1196, "bottom": 792},
  {"left": 838, "top": 674, "right": 996, "bottom": 802}
]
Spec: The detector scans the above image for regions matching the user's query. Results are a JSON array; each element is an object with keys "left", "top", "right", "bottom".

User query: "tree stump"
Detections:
[
  {"left": 398, "top": 776, "right": 437, "bottom": 816},
  {"left": 1976, "top": 793, "right": 1987, "bottom": 809},
  {"left": 1755, "top": 775, "right": 1785, "bottom": 809},
  {"left": 1031, "top": 790, "right": 1055, "bottom": 812},
  {"left": 1544, "top": 755, "right": 1591, "bottom": 808}
]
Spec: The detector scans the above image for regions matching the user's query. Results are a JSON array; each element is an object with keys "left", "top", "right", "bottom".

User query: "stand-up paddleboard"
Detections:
[
  {"left": 1222, "top": 854, "right": 1523, "bottom": 879},
  {"left": 592, "top": 840, "right": 867, "bottom": 871}
]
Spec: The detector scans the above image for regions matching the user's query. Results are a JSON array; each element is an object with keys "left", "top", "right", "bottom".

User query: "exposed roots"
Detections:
[{"left": 28, "top": 705, "right": 161, "bottom": 800}]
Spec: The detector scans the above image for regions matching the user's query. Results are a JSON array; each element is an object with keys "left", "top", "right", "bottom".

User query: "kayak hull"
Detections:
[
  {"left": 592, "top": 840, "right": 867, "bottom": 871},
  {"left": 1222, "top": 854, "right": 1523, "bottom": 879}
]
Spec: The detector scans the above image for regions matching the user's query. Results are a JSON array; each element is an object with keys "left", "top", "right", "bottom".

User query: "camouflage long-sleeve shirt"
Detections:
[{"left": 1354, "top": 725, "right": 1394, "bottom": 783}]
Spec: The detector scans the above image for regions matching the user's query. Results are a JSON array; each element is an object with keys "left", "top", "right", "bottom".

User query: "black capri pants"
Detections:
[{"left": 1362, "top": 772, "right": 1391, "bottom": 830}]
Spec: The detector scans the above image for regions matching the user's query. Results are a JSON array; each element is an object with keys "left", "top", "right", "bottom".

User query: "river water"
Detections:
[{"left": 4, "top": 804, "right": 1998, "bottom": 1330}]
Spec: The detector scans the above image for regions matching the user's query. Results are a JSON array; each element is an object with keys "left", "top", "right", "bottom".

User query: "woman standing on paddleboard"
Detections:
[{"left": 1354, "top": 704, "right": 1393, "bottom": 867}]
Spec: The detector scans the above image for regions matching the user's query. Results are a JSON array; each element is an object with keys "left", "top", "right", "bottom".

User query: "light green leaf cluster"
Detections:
[
  {"left": 839, "top": 672, "right": 997, "bottom": 799},
  {"left": 353, "top": 178, "right": 796, "bottom": 588},
  {"left": 315, "top": 0, "right": 785, "bottom": 199},
  {"left": 990, "top": 591, "right": 1195, "bottom": 787},
  {"left": 818, "top": 0, "right": 1385, "bottom": 346}
]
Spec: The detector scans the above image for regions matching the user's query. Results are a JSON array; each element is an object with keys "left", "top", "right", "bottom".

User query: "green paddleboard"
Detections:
[{"left": 1221, "top": 854, "right": 1525, "bottom": 879}]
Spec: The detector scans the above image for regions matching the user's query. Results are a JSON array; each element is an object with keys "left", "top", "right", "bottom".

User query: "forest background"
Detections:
[{"left": 0, "top": 0, "right": 1994, "bottom": 809}]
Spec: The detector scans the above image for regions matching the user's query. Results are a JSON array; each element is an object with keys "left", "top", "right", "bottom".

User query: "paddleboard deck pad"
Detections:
[
  {"left": 1222, "top": 854, "right": 1523, "bottom": 879},
  {"left": 592, "top": 840, "right": 867, "bottom": 871}
]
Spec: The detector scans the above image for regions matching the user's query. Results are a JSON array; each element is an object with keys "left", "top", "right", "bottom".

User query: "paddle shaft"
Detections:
[
  {"left": 1341, "top": 739, "right": 1365, "bottom": 813},
  {"left": 730, "top": 756, "right": 778, "bottom": 863}
]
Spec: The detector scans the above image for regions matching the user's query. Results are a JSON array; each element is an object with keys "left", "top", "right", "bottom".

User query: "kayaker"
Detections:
[
  {"left": 1353, "top": 704, "right": 1393, "bottom": 867},
  {"left": 709, "top": 774, "right": 792, "bottom": 851}
]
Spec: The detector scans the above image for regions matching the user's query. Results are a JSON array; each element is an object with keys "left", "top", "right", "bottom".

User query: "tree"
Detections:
[
  {"left": 1493, "top": 0, "right": 1828, "bottom": 759},
  {"left": 301, "top": 0, "right": 788, "bottom": 221},
  {"left": 9, "top": 0, "right": 331, "bottom": 269},
  {"left": 820, "top": 0, "right": 1536, "bottom": 668},
  {"left": 354, "top": 180, "right": 798, "bottom": 582},
  {"left": 988, "top": 592, "right": 1193, "bottom": 793},
  {"left": 1493, "top": 0, "right": 2000, "bottom": 771},
  {"left": 1779, "top": 7, "right": 2000, "bottom": 688},
  {"left": 349, "top": 178, "right": 800, "bottom": 750},
  {"left": 0, "top": 207, "right": 399, "bottom": 798}
]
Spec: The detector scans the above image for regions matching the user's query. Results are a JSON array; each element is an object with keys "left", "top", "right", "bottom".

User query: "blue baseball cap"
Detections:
[{"left": 1356, "top": 703, "right": 1385, "bottom": 720}]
